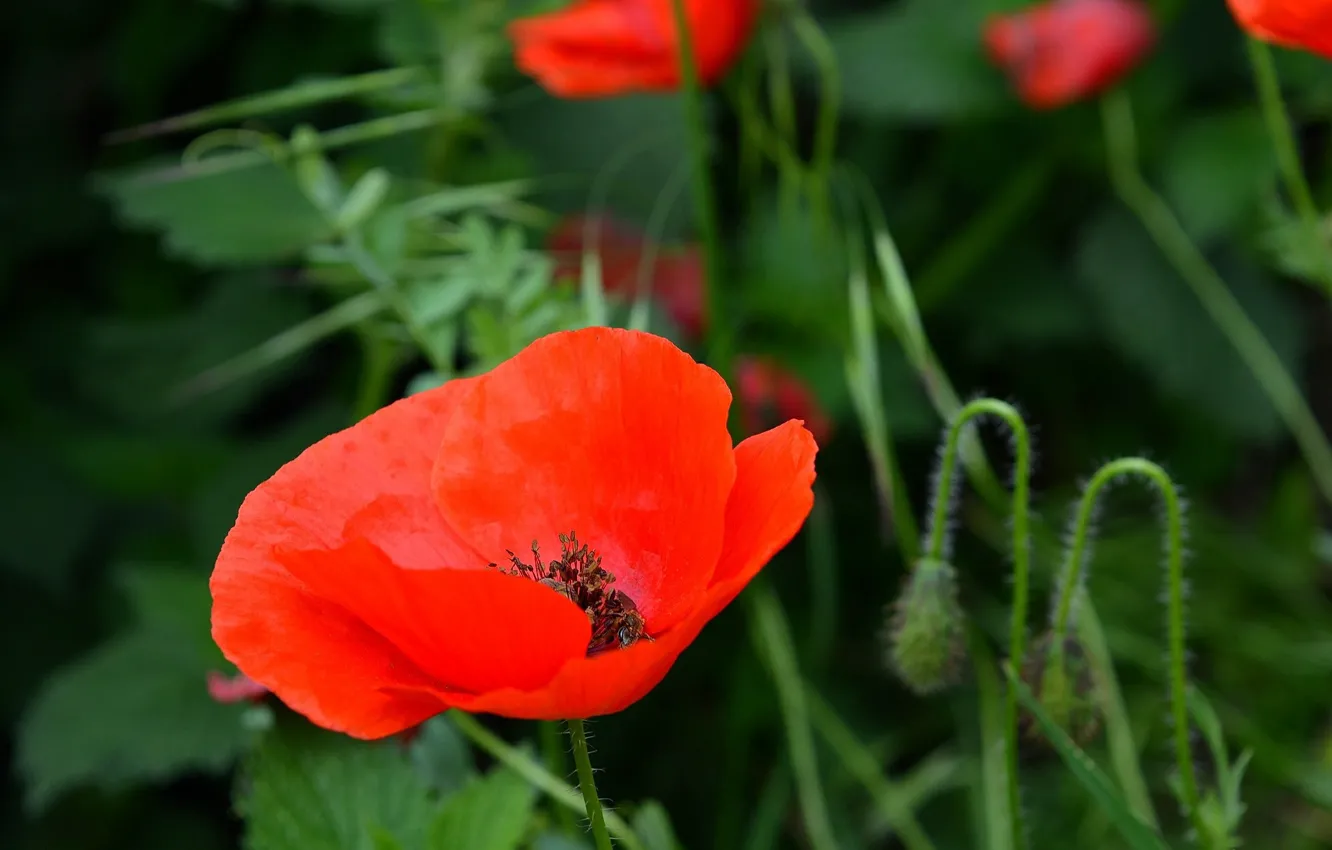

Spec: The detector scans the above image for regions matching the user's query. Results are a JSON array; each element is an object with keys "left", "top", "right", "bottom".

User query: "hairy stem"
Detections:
[
  {"left": 568, "top": 719, "right": 615, "bottom": 850},
  {"left": 1047, "top": 457, "right": 1200, "bottom": 836},
  {"left": 925, "top": 398, "right": 1032, "bottom": 850}
]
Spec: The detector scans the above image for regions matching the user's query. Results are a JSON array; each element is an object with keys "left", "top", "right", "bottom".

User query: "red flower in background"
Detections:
[
  {"left": 984, "top": 0, "right": 1155, "bottom": 109},
  {"left": 206, "top": 671, "right": 270, "bottom": 704},
  {"left": 1228, "top": 0, "right": 1332, "bottom": 58},
  {"left": 736, "top": 356, "right": 832, "bottom": 445},
  {"left": 509, "top": 0, "right": 758, "bottom": 98},
  {"left": 548, "top": 215, "right": 706, "bottom": 337},
  {"left": 211, "top": 329, "right": 817, "bottom": 738}
]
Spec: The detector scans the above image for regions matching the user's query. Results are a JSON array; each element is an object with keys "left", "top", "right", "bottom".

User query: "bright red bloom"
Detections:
[
  {"left": 206, "top": 671, "right": 270, "bottom": 704},
  {"left": 1228, "top": 0, "right": 1332, "bottom": 58},
  {"left": 735, "top": 356, "right": 832, "bottom": 445},
  {"left": 984, "top": 0, "right": 1155, "bottom": 109},
  {"left": 509, "top": 0, "right": 758, "bottom": 98},
  {"left": 210, "top": 329, "right": 817, "bottom": 738},
  {"left": 548, "top": 215, "right": 706, "bottom": 337}
]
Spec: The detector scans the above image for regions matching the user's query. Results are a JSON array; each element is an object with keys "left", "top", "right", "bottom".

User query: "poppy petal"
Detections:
[
  {"left": 212, "top": 379, "right": 492, "bottom": 738},
  {"left": 435, "top": 420, "right": 817, "bottom": 720},
  {"left": 278, "top": 539, "right": 592, "bottom": 694},
  {"left": 211, "top": 555, "right": 448, "bottom": 737},
  {"left": 706, "top": 419, "right": 818, "bottom": 610},
  {"left": 431, "top": 328, "right": 736, "bottom": 632}
]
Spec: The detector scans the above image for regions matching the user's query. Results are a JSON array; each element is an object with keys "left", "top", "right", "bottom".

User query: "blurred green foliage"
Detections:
[{"left": 6, "top": 0, "right": 1332, "bottom": 848}]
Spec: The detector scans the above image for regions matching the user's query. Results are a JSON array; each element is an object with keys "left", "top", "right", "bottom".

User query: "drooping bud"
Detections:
[
  {"left": 1020, "top": 632, "right": 1101, "bottom": 746},
  {"left": 886, "top": 558, "right": 966, "bottom": 694}
]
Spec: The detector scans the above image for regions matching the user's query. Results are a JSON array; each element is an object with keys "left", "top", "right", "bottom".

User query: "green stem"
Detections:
[
  {"left": 1046, "top": 457, "right": 1201, "bottom": 837},
  {"left": 667, "top": 0, "right": 729, "bottom": 375},
  {"left": 1100, "top": 91, "right": 1332, "bottom": 507},
  {"left": 449, "top": 712, "right": 643, "bottom": 850},
  {"left": 924, "top": 398, "right": 1032, "bottom": 850},
  {"left": 790, "top": 9, "right": 840, "bottom": 222},
  {"left": 1246, "top": 37, "right": 1332, "bottom": 296},
  {"left": 568, "top": 719, "right": 614, "bottom": 850},
  {"left": 344, "top": 232, "right": 451, "bottom": 375}
]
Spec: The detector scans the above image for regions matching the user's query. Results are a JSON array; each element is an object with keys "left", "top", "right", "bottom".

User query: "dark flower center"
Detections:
[{"left": 491, "top": 532, "right": 649, "bottom": 656}]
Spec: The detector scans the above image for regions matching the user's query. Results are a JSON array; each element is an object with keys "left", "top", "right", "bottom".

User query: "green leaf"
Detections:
[
  {"left": 428, "top": 766, "right": 537, "bottom": 850},
  {"left": 116, "top": 563, "right": 220, "bottom": 664},
  {"left": 632, "top": 801, "right": 681, "bottom": 850},
  {"left": 97, "top": 159, "right": 333, "bottom": 266},
  {"left": 824, "top": 0, "right": 1006, "bottom": 121},
  {"left": 1160, "top": 110, "right": 1276, "bottom": 243},
  {"left": 18, "top": 631, "right": 250, "bottom": 812},
  {"left": 1004, "top": 665, "right": 1172, "bottom": 850},
  {"left": 241, "top": 726, "right": 435, "bottom": 850},
  {"left": 532, "top": 836, "right": 591, "bottom": 850},
  {"left": 409, "top": 714, "right": 476, "bottom": 797},
  {"left": 1076, "top": 207, "right": 1306, "bottom": 439}
]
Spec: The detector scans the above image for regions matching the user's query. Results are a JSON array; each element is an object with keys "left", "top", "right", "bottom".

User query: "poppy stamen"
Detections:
[{"left": 491, "top": 532, "right": 650, "bottom": 656}]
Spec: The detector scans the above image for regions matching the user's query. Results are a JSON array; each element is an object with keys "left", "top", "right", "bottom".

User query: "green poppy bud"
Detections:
[
  {"left": 1021, "top": 632, "right": 1101, "bottom": 746},
  {"left": 886, "top": 558, "right": 966, "bottom": 694}
]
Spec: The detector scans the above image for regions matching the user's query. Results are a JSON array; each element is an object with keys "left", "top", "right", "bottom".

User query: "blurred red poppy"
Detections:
[
  {"left": 509, "top": 0, "right": 758, "bottom": 98},
  {"left": 211, "top": 328, "right": 817, "bottom": 738},
  {"left": 984, "top": 0, "right": 1155, "bottom": 109},
  {"left": 1228, "top": 0, "right": 1332, "bottom": 57},
  {"left": 735, "top": 355, "right": 832, "bottom": 445},
  {"left": 548, "top": 215, "right": 706, "bottom": 337},
  {"left": 206, "top": 671, "right": 269, "bottom": 704}
]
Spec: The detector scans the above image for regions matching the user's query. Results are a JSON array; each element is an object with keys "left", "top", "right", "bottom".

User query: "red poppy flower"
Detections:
[
  {"left": 509, "top": 0, "right": 758, "bottom": 98},
  {"left": 548, "top": 215, "right": 707, "bottom": 337},
  {"left": 983, "top": 0, "right": 1155, "bottom": 109},
  {"left": 735, "top": 355, "right": 832, "bottom": 445},
  {"left": 206, "top": 671, "right": 270, "bottom": 704},
  {"left": 1228, "top": 0, "right": 1332, "bottom": 58},
  {"left": 210, "top": 328, "right": 817, "bottom": 738}
]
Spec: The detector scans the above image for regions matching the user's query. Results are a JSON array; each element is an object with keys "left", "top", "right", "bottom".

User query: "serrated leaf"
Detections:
[
  {"left": 241, "top": 726, "right": 435, "bottom": 850},
  {"left": 409, "top": 714, "right": 476, "bottom": 797},
  {"left": 18, "top": 631, "right": 250, "bottom": 812},
  {"left": 823, "top": 0, "right": 1006, "bottom": 121},
  {"left": 428, "top": 766, "right": 537, "bottom": 850},
  {"left": 1076, "top": 207, "right": 1306, "bottom": 439},
  {"left": 1005, "top": 665, "right": 1171, "bottom": 850},
  {"left": 1161, "top": 110, "right": 1276, "bottom": 243},
  {"left": 97, "top": 159, "right": 333, "bottom": 266}
]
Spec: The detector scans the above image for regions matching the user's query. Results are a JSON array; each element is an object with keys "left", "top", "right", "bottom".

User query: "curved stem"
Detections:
[
  {"left": 568, "top": 719, "right": 615, "bottom": 850},
  {"left": 1046, "top": 457, "right": 1201, "bottom": 837},
  {"left": 1246, "top": 37, "right": 1332, "bottom": 296},
  {"left": 790, "top": 9, "right": 840, "bottom": 224},
  {"left": 925, "top": 398, "right": 1032, "bottom": 850},
  {"left": 667, "top": 0, "right": 729, "bottom": 375},
  {"left": 1100, "top": 91, "right": 1332, "bottom": 507}
]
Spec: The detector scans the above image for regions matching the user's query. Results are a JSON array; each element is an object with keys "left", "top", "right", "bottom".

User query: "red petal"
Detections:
[
  {"left": 431, "top": 328, "right": 735, "bottom": 632},
  {"left": 445, "top": 419, "right": 817, "bottom": 720},
  {"left": 212, "top": 380, "right": 488, "bottom": 738},
  {"left": 278, "top": 539, "right": 591, "bottom": 694},
  {"left": 1228, "top": 0, "right": 1332, "bottom": 58}
]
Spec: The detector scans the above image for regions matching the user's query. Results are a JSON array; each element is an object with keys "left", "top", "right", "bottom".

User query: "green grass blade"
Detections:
[
  {"left": 107, "top": 68, "right": 426, "bottom": 143},
  {"left": 806, "top": 688, "right": 943, "bottom": 850},
  {"left": 747, "top": 585, "right": 839, "bottom": 850},
  {"left": 170, "top": 289, "right": 385, "bottom": 404},
  {"left": 1004, "top": 664, "right": 1174, "bottom": 850},
  {"left": 970, "top": 630, "right": 1015, "bottom": 850},
  {"left": 1077, "top": 598, "right": 1161, "bottom": 828}
]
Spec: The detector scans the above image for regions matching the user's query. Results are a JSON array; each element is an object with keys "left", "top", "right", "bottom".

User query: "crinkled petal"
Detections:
[{"left": 432, "top": 328, "right": 735, "bottom": 632}]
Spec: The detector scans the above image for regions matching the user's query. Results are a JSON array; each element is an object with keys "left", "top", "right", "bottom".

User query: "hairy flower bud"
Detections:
[
  {"left": 1020, "top": 632, "right": 1101, "bottom": 746},
  {"left": 886, "top": 558, "right": 966, "bottom": 694}
]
